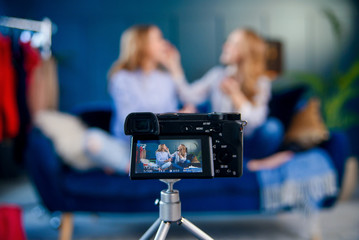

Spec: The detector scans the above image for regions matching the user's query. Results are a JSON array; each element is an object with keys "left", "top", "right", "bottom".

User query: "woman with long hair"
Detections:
[
  {"left": 170, "top": 144, "right": 190, "bottom": 170},
  {"left": 174, "top": 144, "right": 188, "bottom": 164},
  {"left": 155, "top": 144, "right": 172, "bottom": 170},
  {"left": 84, "top": 25, "right": 190, "bottom": 173},
  {"left": 165, "top": 28, "right": 292, "bottom": 166},
  {"left": 108, "top": 24, "right": 180, "bottom": 140}
]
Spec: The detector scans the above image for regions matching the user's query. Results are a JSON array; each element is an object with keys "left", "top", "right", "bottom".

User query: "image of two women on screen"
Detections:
[{"left": 135, "top": 139, "right": 202, "bottom": 173}]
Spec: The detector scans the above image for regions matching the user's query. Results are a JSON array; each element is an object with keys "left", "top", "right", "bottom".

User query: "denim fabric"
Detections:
[
  {"left": 172, "top": 160, "right": 191, "bottom": 170},
  {"left": 257, "top": 148, "right": 337, "bottom": 212},
  {"left": 244, "top": 117, "right": 284, "bottom": 159},
  {"left": 83, "top": 128, "right": 130, "bottom": 174}
]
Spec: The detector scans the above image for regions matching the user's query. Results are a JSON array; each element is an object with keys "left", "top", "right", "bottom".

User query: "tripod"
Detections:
[{"left": 140, "top": 179, "right": 214, "bottom": 240}]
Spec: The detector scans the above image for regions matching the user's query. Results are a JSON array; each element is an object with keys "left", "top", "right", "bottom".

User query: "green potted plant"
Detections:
[{"left": 282, "top": 8, "right": 359, "bottom": 130}]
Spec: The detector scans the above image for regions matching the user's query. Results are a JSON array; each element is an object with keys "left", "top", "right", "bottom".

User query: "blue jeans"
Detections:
[
  {"left": 172, "top": 160, "right": 191, "bottom": 170},
  {"left": 244, "top": 118, "right": 284, "bottom": 159}
]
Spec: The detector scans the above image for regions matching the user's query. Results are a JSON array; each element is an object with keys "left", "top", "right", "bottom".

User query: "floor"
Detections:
[{"left": 1, "top": 175, "right": 359, "bottom": 240}]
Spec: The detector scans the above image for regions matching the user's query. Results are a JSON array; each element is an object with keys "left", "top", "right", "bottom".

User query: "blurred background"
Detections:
[
  {"left": 1, "top": 0, "right": 358, "bottom": 154},
  {"left": 0, "top": 0, "right": 358, "bottom": 239}
]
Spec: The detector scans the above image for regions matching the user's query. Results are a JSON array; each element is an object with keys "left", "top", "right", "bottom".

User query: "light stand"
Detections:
[{"left": 140, "top": 179, "right": 214, "bottom": 240}]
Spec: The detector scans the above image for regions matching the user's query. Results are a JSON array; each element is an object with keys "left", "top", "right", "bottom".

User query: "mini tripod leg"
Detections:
[
  {"left": 140, "top": 218, "right": 161, "bottom": 240},
  {"left": 180, "top": 218, "right": 214, "bottom": 240},
  {"left": 154, "top": 221, "right": 171, "bottom": 240}
]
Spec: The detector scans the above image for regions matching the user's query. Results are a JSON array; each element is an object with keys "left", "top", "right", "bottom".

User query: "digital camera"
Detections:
[{"left": 124, "top": 112, "right": 246, "bottom": 180}]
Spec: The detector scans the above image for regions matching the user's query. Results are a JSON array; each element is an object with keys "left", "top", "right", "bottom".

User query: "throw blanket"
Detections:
[{"left": 257, "top": 148, "right": 337, "bottom": 213}]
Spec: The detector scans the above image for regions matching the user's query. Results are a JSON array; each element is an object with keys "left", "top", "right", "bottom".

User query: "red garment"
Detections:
[
  {"left": 0, "top": 205, "right": 26, "bottom": 240},
  {"left": 0, "top": 34, "right": 20, "bottom": 141},
  {"left": 136, "top": 146, "right": 142, "bottom": 164}
]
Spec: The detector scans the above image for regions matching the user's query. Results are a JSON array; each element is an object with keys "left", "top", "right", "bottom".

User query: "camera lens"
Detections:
[{"left": 134, "top": 119, "right": 150, "bottom": 132}]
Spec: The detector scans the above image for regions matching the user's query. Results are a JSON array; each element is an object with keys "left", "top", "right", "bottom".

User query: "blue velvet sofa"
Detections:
[{"left": 24, "top": 87, "right": 351, "bottom": 238}]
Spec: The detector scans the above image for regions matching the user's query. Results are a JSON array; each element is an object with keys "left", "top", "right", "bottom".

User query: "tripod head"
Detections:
[{"left": 160, "top": 179, "right": 181, "bottom": 192}]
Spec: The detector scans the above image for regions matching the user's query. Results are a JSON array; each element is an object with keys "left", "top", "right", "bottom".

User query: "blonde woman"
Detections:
[
  {"left": 173, "top": 144, "right": 188, "bottom": 164},
  {"left": 108, "top": 24, "right": 181, "bottom": 140},
  {"left": 165, "top": 28, "right": 292, "bottom": 166},
  {"left": 167, "top": 29, "right": 269, "bottom": 133},
  {"left": 84, "top": 25, "right": 187, "bottom": 173},
  {"left": 155, "top": 144, "right": 172, "bottom": 170},
  {"left": 170, "top": 144, "right": 191, "bottom": 170}
]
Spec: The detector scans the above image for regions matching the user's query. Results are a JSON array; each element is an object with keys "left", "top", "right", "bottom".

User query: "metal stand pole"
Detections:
[
  {"left": 140, "top": 218, "right": 161, "bottom": 240},
  {"left": 140, "top": 179, "right": 213, "bottom": 240}
]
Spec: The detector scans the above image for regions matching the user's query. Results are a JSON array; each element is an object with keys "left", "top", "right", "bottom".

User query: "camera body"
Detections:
[{"left": 125, "top": 112, "right": 246, "bottom": 179}]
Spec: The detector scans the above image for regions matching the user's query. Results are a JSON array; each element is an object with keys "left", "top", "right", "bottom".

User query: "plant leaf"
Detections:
[
  {"left": 288, "top": 72, "right": 326, "bottom": 97},
  {"left": 338, "top": 61, "right": 359, "bottom": 90},
  {"left": 322, "top": 8, "right": 342, "bottom": 43}
]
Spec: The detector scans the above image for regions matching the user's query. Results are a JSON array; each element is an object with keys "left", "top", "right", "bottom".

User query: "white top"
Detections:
[
  {"left": 155, "top": 151, "right": 172, "bottom": 167},
  {"left": 172, "top": 151, "right": 187, "bottom": 164},
  {"left": 174, "top": 66, "right": 271, "bottom": 134},
  {"left": 109, "top": 69, "right": 178, "bottom": 139}
]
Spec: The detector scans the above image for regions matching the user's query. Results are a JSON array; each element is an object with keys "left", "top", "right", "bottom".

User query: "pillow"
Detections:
[
  {"left": 284, "top": 98, "right": 329, "bottom": 151},
  {"left": 34, "top": 110, "right": 96, "bottom": 170},
  {"left": 269, "top": 86, "right": 307, "bottom": 130}
]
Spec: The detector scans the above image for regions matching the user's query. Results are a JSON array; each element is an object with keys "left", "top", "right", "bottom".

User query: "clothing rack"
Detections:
[
  {"left": 138, "top": 143, "right": 147, "bottom": 148},
  {"left": 0, "top": 16, "right": 56, "bottom": 59}
]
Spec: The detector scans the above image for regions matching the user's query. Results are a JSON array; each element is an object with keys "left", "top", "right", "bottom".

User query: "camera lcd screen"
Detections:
[{"left": 130, "top": 135, "right": 214, "bottom": 179}]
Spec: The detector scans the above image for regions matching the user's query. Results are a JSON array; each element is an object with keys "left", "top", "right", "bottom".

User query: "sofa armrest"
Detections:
[
  {"left": 318, "top": 130, "right": 352, "bottom": 207},
  {"left": 320, "top": 131, "right": 351, "bottom": 189}
]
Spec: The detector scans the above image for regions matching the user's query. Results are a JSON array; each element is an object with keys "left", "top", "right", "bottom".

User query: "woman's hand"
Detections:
[
  {"left": 178, "top": 104, "right": 197, "bottom": 113},
  {"left": 220, "top": 77, "right": 248, "bottom": 109},
  {"left": 160, "top": 41, "right": 184, "bottom": 80},
  {"left": 221, "top": 77, "right": 241, "bottom": 96}
]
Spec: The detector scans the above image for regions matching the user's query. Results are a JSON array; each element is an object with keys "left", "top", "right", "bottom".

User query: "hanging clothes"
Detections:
[
  {"left": 11, "top": 41, "right": 41, "bottom": 163},
  {"left": 0, "top": 33, "right": 20, "bottom": 141},
  {"left": 0, "top": 17, "right": 56, "bottom": 166}
]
